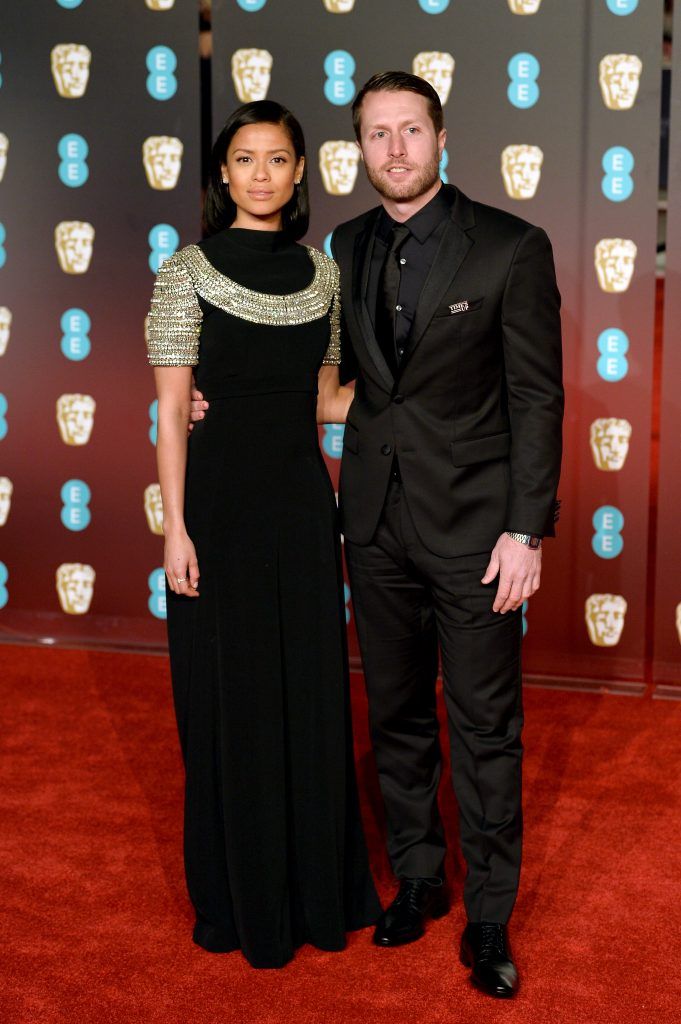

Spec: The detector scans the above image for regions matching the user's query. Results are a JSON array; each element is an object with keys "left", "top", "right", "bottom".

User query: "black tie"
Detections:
[{"left": 376, "top": 224, "right": 410, "bottom": 375}]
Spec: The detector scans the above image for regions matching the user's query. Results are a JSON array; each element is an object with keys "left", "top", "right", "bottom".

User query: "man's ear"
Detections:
[{"left": 438, "top": 128, "right": 447, "bottom": 159}]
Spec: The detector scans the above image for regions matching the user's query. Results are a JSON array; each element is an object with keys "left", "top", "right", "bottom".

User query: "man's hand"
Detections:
[
  {"left": 188, "top": 384, "right": 208, "bottom": 433},
  {"left": 482, "top": 533, "right": 542, "bottom": 614}
]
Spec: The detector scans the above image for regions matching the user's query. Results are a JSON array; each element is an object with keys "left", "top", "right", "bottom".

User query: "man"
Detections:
[{"left": 191, "top": 72, "right": 563, "bottom": 998}]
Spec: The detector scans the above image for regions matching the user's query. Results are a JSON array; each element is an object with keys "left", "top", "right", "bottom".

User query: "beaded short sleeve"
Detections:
[{"left": 146, "top": 252, "right": 203, "bottom": 367}]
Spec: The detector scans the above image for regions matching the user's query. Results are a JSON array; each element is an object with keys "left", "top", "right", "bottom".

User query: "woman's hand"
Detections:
[{"left": 164, "top": 529, "right": 200, "bottom": 597}]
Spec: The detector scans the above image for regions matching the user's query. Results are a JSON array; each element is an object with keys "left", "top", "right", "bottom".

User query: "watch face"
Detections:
[{"left": 529, "top": 536, "right": 541, "bottom": 549}]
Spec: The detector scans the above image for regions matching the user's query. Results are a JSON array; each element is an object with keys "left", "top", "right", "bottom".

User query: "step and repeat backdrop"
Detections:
[{"left": 1, "top": 0, "right": 679, "bottom": 695}]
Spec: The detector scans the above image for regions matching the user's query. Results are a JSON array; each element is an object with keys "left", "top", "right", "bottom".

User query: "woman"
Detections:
[{"left": 147, "top": 101, "right": 380, "bottom": 969}]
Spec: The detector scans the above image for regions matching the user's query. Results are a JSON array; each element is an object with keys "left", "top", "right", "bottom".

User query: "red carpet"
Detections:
[{"left": 1, "top": 645, "right": 680, "bottom": 1024}]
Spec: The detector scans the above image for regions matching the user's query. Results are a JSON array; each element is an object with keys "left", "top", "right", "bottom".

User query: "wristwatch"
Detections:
[{"left": 506, "top": 531, "right": 542, "bottom": 549}]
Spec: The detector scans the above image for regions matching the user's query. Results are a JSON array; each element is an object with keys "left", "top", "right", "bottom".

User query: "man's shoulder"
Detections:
[
  {"left": 468, "top": 195, "right": 549, "bottom": 245},
  {"left": 332, "top": 206, "right": 382, "bottom": 247}
]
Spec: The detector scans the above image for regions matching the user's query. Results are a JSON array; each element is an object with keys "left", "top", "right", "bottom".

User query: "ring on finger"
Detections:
[{"left": 176, "top": 576, "right": 187, "bottom": 584}]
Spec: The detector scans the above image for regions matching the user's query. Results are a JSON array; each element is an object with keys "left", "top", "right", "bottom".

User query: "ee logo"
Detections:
[
  {"left": 440, "top": 148, "right": 449, "bottom": 184},
  {"left": 522, "top": 599, "right": 528, "bottom": 638},
  {"left": 56, "top": 0, "right": 84, "bottom": 8},
  {"left": 61, "top": 479, "right": 92, "bottom": 532},
  {"left": 419, "top": 0, "right": 450, "bottom": 11},
  {"left": 0, "top": 223, "right": 6, "bottom": 268},
  {"left": 344, "top": 583, "right": 351, "bottom": 625},
  {"left": 507, "top": 53, "right": 540, "bottom": 109},
  {"left": 0, "top": 393, "right": 7, "bottom": 440},
  {"left": 61, "top": 308, "right": 91, "bottom": 361},
  {"left": 601, "top": 147, "right": 634, "bottom": 202},
  {"left": 148, "top": 568, "right": 167, "bottom": 619},
  {"left": 323, "top": 232, "right": 333, "bottom": 258},
  {"left": 236, "top": 0, "right": 268, "bottom": 9},
  {"left": 597, "top": 328, "right": 629, "bottom": 382},
  {"left": 149, "top": 399, "right": 158, "bottom": 446},
  {"left": 146, "top": 46, "right": 178, "bottom": 101},
  {"left": 148, "top": 224, "right": 179, "bottom": 273},
  {"left": 58, "top": 134, "right": 89, "bottom": 188},
  {"left": 322, "top": 423, "right": 344, "bottom": 459},
  {"left": 0, "top": 562, "right": 7, "bottom": 610},
  {"left": 324, "top": 50, "right": 355, "bottom": 106},
  {"left": 605, "top": 0, "right": 638, "bottom": 14},
  {"left": 592, "top": 505, "right": 624, "bottom": 559}
]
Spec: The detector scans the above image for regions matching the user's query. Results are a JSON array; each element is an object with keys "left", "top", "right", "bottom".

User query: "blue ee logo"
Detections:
[
  {"left": 344, "top": 583, "right": 351, "bottom": 625},
  {"left": 148, "top": 568, "right": 167, "bottom": 620},
  {"left": 0, "top": 223, "right": 6, "bottom": 269},
  {"left": 592, "top": 505, "right": 624, "bottom": 559},
  {"left": 508, "top": 53, "right": 540, "bottom": 109},
  {"left": 236, "top": 0, "right": 268, "bottom": 9},
  {"left": 0, "top": 562, "right": 8, "bottom": 610},
  {"left": 61, "top": 479, "right": 92, "bottom": 531},
  {"left": 605, "top": 0, "right": 638, "bottom": 14},
  {"left": 419, "top": 0, "right": 450, "bottom": 11},
  {"left": 597, "top": 328, "right": 629, "bottom": 382},
  {"left": 146, "top": 46, "right": 178, "bottom": 101},
  {"left": 58, "top": 134, "right": 89, "bottom": 188},
  {"left": 149, "top": 224, "right": 179, "bottom": 273},
  {"left": 602, "top": 147, "right": 634, "bottom": 202},
  {"left": 323, "top": 232, "right": 333, "bottom": 258},
  {"left": 440, "top": 148, "right": 449, "bottom": 184},
  {"left": 149, "top": 399, "right": 158, "bottom": 446},
  {"left": 56, "top": 0, "right": 85, "bottom": 9},
  {"left": 322, "top": 423, "right": 345, "bottom": 459},
  {"left": 61, "top": 308, "right": 91, "bottom": 361},
  {"left": 522, "top": 599, "right": 528, "bottom": 638},
  {"left": 0, "top": 393, "right": 7, "bottom": 440},
  {"left": 324, "top": 51, "right": 355, "bottom": 106}
]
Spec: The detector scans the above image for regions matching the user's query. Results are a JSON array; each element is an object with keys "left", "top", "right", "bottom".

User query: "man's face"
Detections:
[
  {"left": 600, "top": 56, "right": 641, "bottom": 110},
  {"left": 0, "top": 477, "right": 12, "bottom": 527},
  {"left": 358, "top": 90, "right": 445, "bottom": 204},
  {"left": 0, "top": 307, "right": 11, "bottom": 357},
  {"left": 502, "top": 146, "right": 543, "bottom": 199},
  {"left": 319, "top": 141, "right": 360, "bottom": 195},
  {"left": 590, "top": 419, "right": 632, "bottom": 471},
  {"left": 585, "top": 594, "right": 627, "bottom": 647},
  {"left": 595, "top": 240, "right": 636, "bottom": 293}
]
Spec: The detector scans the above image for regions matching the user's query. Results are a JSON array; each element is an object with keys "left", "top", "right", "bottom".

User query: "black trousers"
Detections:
[{"left": 345, "top": 480, "right": 524, "bottom": 924}]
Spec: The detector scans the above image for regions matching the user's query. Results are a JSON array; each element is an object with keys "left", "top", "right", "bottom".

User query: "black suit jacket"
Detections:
[{"left": 331, "top": 185, "right": 563, "bottom": 558}]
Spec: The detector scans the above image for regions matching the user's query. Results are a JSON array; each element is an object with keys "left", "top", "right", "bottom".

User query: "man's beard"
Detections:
[{"left": 364, "top": 151, "right": 441, "bottom": 202}]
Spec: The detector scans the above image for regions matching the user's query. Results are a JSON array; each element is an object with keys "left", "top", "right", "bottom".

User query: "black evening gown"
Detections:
[{"left": 151, "top": 228, "right": 380, "bottom": 969}]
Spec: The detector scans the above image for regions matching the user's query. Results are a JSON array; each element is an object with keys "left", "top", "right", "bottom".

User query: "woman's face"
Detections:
[{"left": 222, "top": 121, "right": 304, "bottom": 230}]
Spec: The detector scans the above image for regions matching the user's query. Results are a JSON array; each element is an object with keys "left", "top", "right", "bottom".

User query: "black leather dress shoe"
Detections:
[
  {"left": 460, "top": 922, "right": 518, "bottom": 998},
  {"left": 373, "top": 878, "right": 449, "bottom": 947}
]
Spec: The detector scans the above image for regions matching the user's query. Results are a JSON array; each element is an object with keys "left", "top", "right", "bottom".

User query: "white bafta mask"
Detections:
[
  {"left": 231, "top": 48, "right": 273, "bottom": 103},
  {"left": 0, "top": 133, "right": 8, "bottom": 183},
  {"left": 590, "top": 418, "right": 632, "bottom": 472},
  {"left": 599, "top": 55, "right": 642, "bottom": 111},
  {"left": 0, "top": 477, "right": 12, "bottom": 527},
  {"left": 507, "top": 0, "right": 543, "bottom": 12},
  {"left": 585, "top": 593, "right": 627, "bottom": 648},
  {"left": 412, "top": 52, "right": 455, "bottom": 106},
  {"left": 0, "top": 306, "right": 11, "bottom": 357},
  {"left": 51, "top": 44, "right": 92, "bottom": 99},
  {"left": 143, "top": 136, "right": 183, "bottom": 190},
  {"left": 56, "top": 563, "right": 96, "bottom": 615},
  {"left": 319, "top": 140, "right": 360, "bottom": 196},
  {"left": 594, "top": 238, "right": 637, "bottom": 293},
  {"left": 145, "top": 0, "right": 176, "bottom": 9},
  {"left": 501, "top": 145, "right": 544, "bottom": 200},
  {"left": 322, "top": 0, "right": 356, "bottom": 10},
  {"left": 55, "top": 221, "right": 95, "bottom": 274},
  {"left": 144, "top": 483, "right": 164, "bottom": 535},
  {"left": 56, "top": 393, "right": 96, "bottom": 446}
]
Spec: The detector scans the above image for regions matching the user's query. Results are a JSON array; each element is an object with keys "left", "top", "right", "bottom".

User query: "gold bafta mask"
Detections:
[
  {"left": 585, "top": 593, "right": 627, "bottom": 648},
  {"left": 51, "top": 43, "right": 92, "bottom": 99},
  {"left": 55, "top": 221, "right": 95, "bottom": 274},
  {"left": 594, "top": 238, "right": 637, "bottom": 293},
  {"left": 501, "top": 144, "right": 544, "bottom": 200},
  {"left": 144, "top": 483, "right": 164, "bottom": 535},
  {"left": 319, "top": 140, "right": 360, "bottom": 196},
  {"left": 0, "top": 132, "right": 8, "bottom": 183},
  {"left": 0, "top": 477, "right": 12, "bottom": 527},
  {"left": 599, "top": 55, "right": 642, "bottom": 111},
  {"left": 56, "top": 563, "right": 96, "bottom": 615},
  {"left": 676, "top": 603, "right": 681, "bottom": 645},
  {"left": 56, "top": 393, "right": 96, "bottom": 446},
  {"left": 231, "top": 48, "right": 273, "bottom": 103},
  {"left": 0, "top": 306, "right": 11, "bottom": 357},
  {"left": 412, "top": 52, "right": 455, "bottom": 106},
  {"left": 322, "top": 0, "right": 356, "bottom": 10},
  {"left": 507, "top": 0, "right": 543, "bottom": 12},
  {"left": 145, "top": 0, "right": 176, "bottom": 9},
  {"left": 589, "top": 418, "right": 632, "bottom": 472},
  {"left": 143, "top": 136, "right": 183, "bottom": 190}
]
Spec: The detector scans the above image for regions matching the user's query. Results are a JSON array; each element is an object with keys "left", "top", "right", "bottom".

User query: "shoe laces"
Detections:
[
  {"left": 479, "top": 923, "right": 507, "bottom": 961},
  {"left": 394, "top": 878, "right": 429, "bottom": 913}
]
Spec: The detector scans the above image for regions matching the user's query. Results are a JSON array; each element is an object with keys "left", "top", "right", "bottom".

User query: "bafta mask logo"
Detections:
[
  {"left": 676, "top": 603, "right": 681, "bottom": 646},
  {"left": 590, "top": 418, "right": 632, "bottom": 472},
  {"left": 322, "top": 0, "right": 356, "bottom": 10},
  {"left": 0, "top": 133, "right": 8, "bottom": 183},
  {"left": 585, "top": 593, "right": 627, "bottom": 648},
  {"left": 507, "top": 0, "right": 543, "bottom": 12},
  {"left": 231, "top": 48, "right": 273, "bottom": 102},
  {"left": 55, "top": 221, "right": 95, "bottom": 275},
  {"left": 143, "top": 136, "right": 183, "bottom": 190},
  {"left": 0, "top": 477, "right": 12, "bottom": 527},
  {"left": 145, "top": 0, "right": 176, "bottom": 8},
  {"left": 56, "top": 563, "right": 96, "bottom": 615},
  {"left": 319, "top": 140, "right": 360, "bottom": 195},
  {"left": 599, "top": 54, "right": 642, "bottom": 111},
  {"left": 594, "top": 238, "right": 637, "bottom": 293},
  {"left": 0, "top": 306, "right": 11, "bottom": 357},
  {"left": 51, "top": 44, "right": 92, "bottom": 99},
  {"left": 144, "top": 483, "right": 164, "bottom": 535},
  {"left": 56, "top": 393, "right": 96, "bottom": 446},
  {"left": 501, "top": 144, "right": 544, "bottom": 200},
  {"left": 412, "top": 52, "right": 455, "bottom": 105}
]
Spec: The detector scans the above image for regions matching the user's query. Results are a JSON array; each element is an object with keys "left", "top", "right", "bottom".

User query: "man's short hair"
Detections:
[{"left": 351, "top": 70, "right": 443, "bottom": 140}]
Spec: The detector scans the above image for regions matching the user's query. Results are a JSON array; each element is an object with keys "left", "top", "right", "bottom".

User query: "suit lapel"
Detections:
[{"left": 349, "top": 214, "right": 395, "bottom": 391}]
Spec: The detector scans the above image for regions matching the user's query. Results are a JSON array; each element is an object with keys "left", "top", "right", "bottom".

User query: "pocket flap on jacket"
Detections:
[{"left": 450, "top": 431, "right": 510, "bottom": 467}]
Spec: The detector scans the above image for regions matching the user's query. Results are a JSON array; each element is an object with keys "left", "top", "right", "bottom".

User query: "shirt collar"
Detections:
[{"left": 376, "top": 184, "right": 453, "bottom": 245}]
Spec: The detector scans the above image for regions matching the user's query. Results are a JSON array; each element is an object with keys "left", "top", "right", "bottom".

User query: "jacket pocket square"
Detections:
[{"left": 446, "top": 297, "right": 484, "bottom": 315}]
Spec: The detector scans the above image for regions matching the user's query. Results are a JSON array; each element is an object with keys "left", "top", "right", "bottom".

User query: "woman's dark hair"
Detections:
[
  {"left": 203, "top": 100, "right": 309, "bottom": 239},
  {"left": 351, "top": 71, "right": 443, "bottom": 140}
]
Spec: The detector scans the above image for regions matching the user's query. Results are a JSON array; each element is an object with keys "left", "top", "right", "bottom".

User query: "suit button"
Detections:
[
  {"left": 381, "top": 444, "right": 392, "bottom": 456},
  {"left": 392, "top": 394, "right": 404, "bottom": 404}
]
